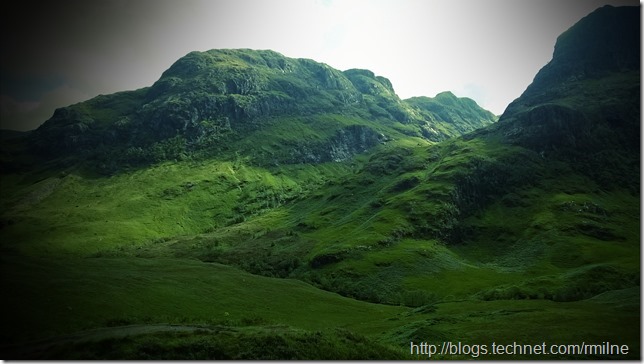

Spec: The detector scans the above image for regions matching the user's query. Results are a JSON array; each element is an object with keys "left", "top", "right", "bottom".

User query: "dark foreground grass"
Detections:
[
  {"left": 16, "top": 326, "right": 406, "bottom": 360},
  {"left": 1, "top": 254, "right": 639, "bottom": 360},
  {"left": 0, "top": 255, "right": 407, "bottom": 342}
]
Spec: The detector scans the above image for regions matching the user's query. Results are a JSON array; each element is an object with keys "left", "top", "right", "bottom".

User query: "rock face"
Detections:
[
  {"left": 343, "top": 69, "right": 410, "bottom": 123},
  {"left": 30, "top": 49, "right": 496, "bottom": 168},
  {"left": 283, "top": 125, "right": 387, "bottom": 164},
  {"left": 493, "top": 5, "right": 640, "bottom": 190}
]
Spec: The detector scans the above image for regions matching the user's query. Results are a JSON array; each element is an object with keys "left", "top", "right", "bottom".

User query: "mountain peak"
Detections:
[
  {"left": 160, "top": 48, "right": 290, "bottom": 78},
  {"left": 501, "top": 5, "right": 640, "bottom": 120},
  {"left": 29, "top": 48, "right": 496, "bottom": 170},
  {"left": 493, "top": 5, "right": 640, "bottom": 191},
  {"left": 552, "top": 5, "right": 639, "bottom": 73},
  {"left": 343, "top": 69, "right": 397, "bottom": 97},
  {"left": 526, "top": 5, "right": 640, "bottom": 94},
  {"left": 435, "top": 91, "right": 456, "bottom": 99}
]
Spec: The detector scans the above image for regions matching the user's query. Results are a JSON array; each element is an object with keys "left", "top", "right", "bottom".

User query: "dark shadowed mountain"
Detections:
[{"left": 487, "top": 4, "right": 640, "bottom": 191}]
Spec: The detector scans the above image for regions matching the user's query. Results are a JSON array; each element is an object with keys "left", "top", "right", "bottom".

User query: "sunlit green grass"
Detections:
[
  {"left": 0, "top": 158, "right": 354, "bottom": 256},
  {"left": 0, "top": 109, "right": 639, "bottom": 359}
]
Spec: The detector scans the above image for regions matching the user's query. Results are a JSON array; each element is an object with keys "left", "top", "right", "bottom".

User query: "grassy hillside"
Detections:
[
  {"left": 1, "top": 132, "right": 639, "bottom": 358},
  {"left": 1, "top": 98, "right": 639, "bottom": 360},
  {"left": 0, "top": 6, "right": 640, "bottom": 360}
]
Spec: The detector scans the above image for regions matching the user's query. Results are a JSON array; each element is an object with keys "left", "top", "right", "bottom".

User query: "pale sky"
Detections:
[{"left": 0, "top": 0, "right": 639, "bottom": 131}]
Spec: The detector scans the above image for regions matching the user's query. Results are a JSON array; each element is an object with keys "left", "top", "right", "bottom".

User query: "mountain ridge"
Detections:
[
  {"left": 0, "top": 5, "right": 639, "bottom": 360},
  {"left": 23, "top": 48, "right": 496, "bottom": 174}
]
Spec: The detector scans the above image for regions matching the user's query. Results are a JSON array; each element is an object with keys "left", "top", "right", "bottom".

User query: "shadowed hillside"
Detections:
[{"left": 0, "top": 5, "right": 639, "bottom": 360}]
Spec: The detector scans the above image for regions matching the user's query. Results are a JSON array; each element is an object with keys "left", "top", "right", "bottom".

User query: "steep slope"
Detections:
[
  {"left": 0, "top": 5, "right": 639, "bottom": 360},
  {"left": 26, "top": 49, "right": 494, "bottom": 174},
  {"left": 491, "top": 4, "right": 640, "bottom": 191}
]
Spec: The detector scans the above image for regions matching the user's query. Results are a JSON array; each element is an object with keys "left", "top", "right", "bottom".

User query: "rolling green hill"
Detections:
[{"left": 0, "top": 4, "right": 639, "bottom": 360}]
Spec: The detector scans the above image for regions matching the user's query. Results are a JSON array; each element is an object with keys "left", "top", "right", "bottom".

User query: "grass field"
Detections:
[
  {"left": 1, "top": 135, "right": 639, "bottom": 359},
  {"left": 1, "top": 79, "right": 639, "bottom": 359},
  {"left": 1, "top": 253, "right": 639, "bottom": 359}
]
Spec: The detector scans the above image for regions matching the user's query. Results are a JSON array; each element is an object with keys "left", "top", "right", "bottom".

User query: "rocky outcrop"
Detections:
[
  {"left": 499, "top": 103, "right": 589, "bottom": 151},
  {"left": 285, "top": 125, "right": 387, "bottom": 164}
]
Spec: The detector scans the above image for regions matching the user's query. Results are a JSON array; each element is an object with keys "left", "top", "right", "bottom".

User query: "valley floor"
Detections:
[{"left": 1, "top": 254, "right": 639, "bottom": 359}]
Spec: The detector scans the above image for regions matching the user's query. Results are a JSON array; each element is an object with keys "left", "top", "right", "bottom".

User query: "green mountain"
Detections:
[
  {"left": 0, "top": 5, "right": 639, "bottom": 360},
  {"left": 405, "top": 91, "right": 498, "bottom": 137},
  {"left": 26, "top": 49, "right": 495, "bottom": 174},
  {"left": 492, "top": 4, "right": 640, "bottom": 191}
]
